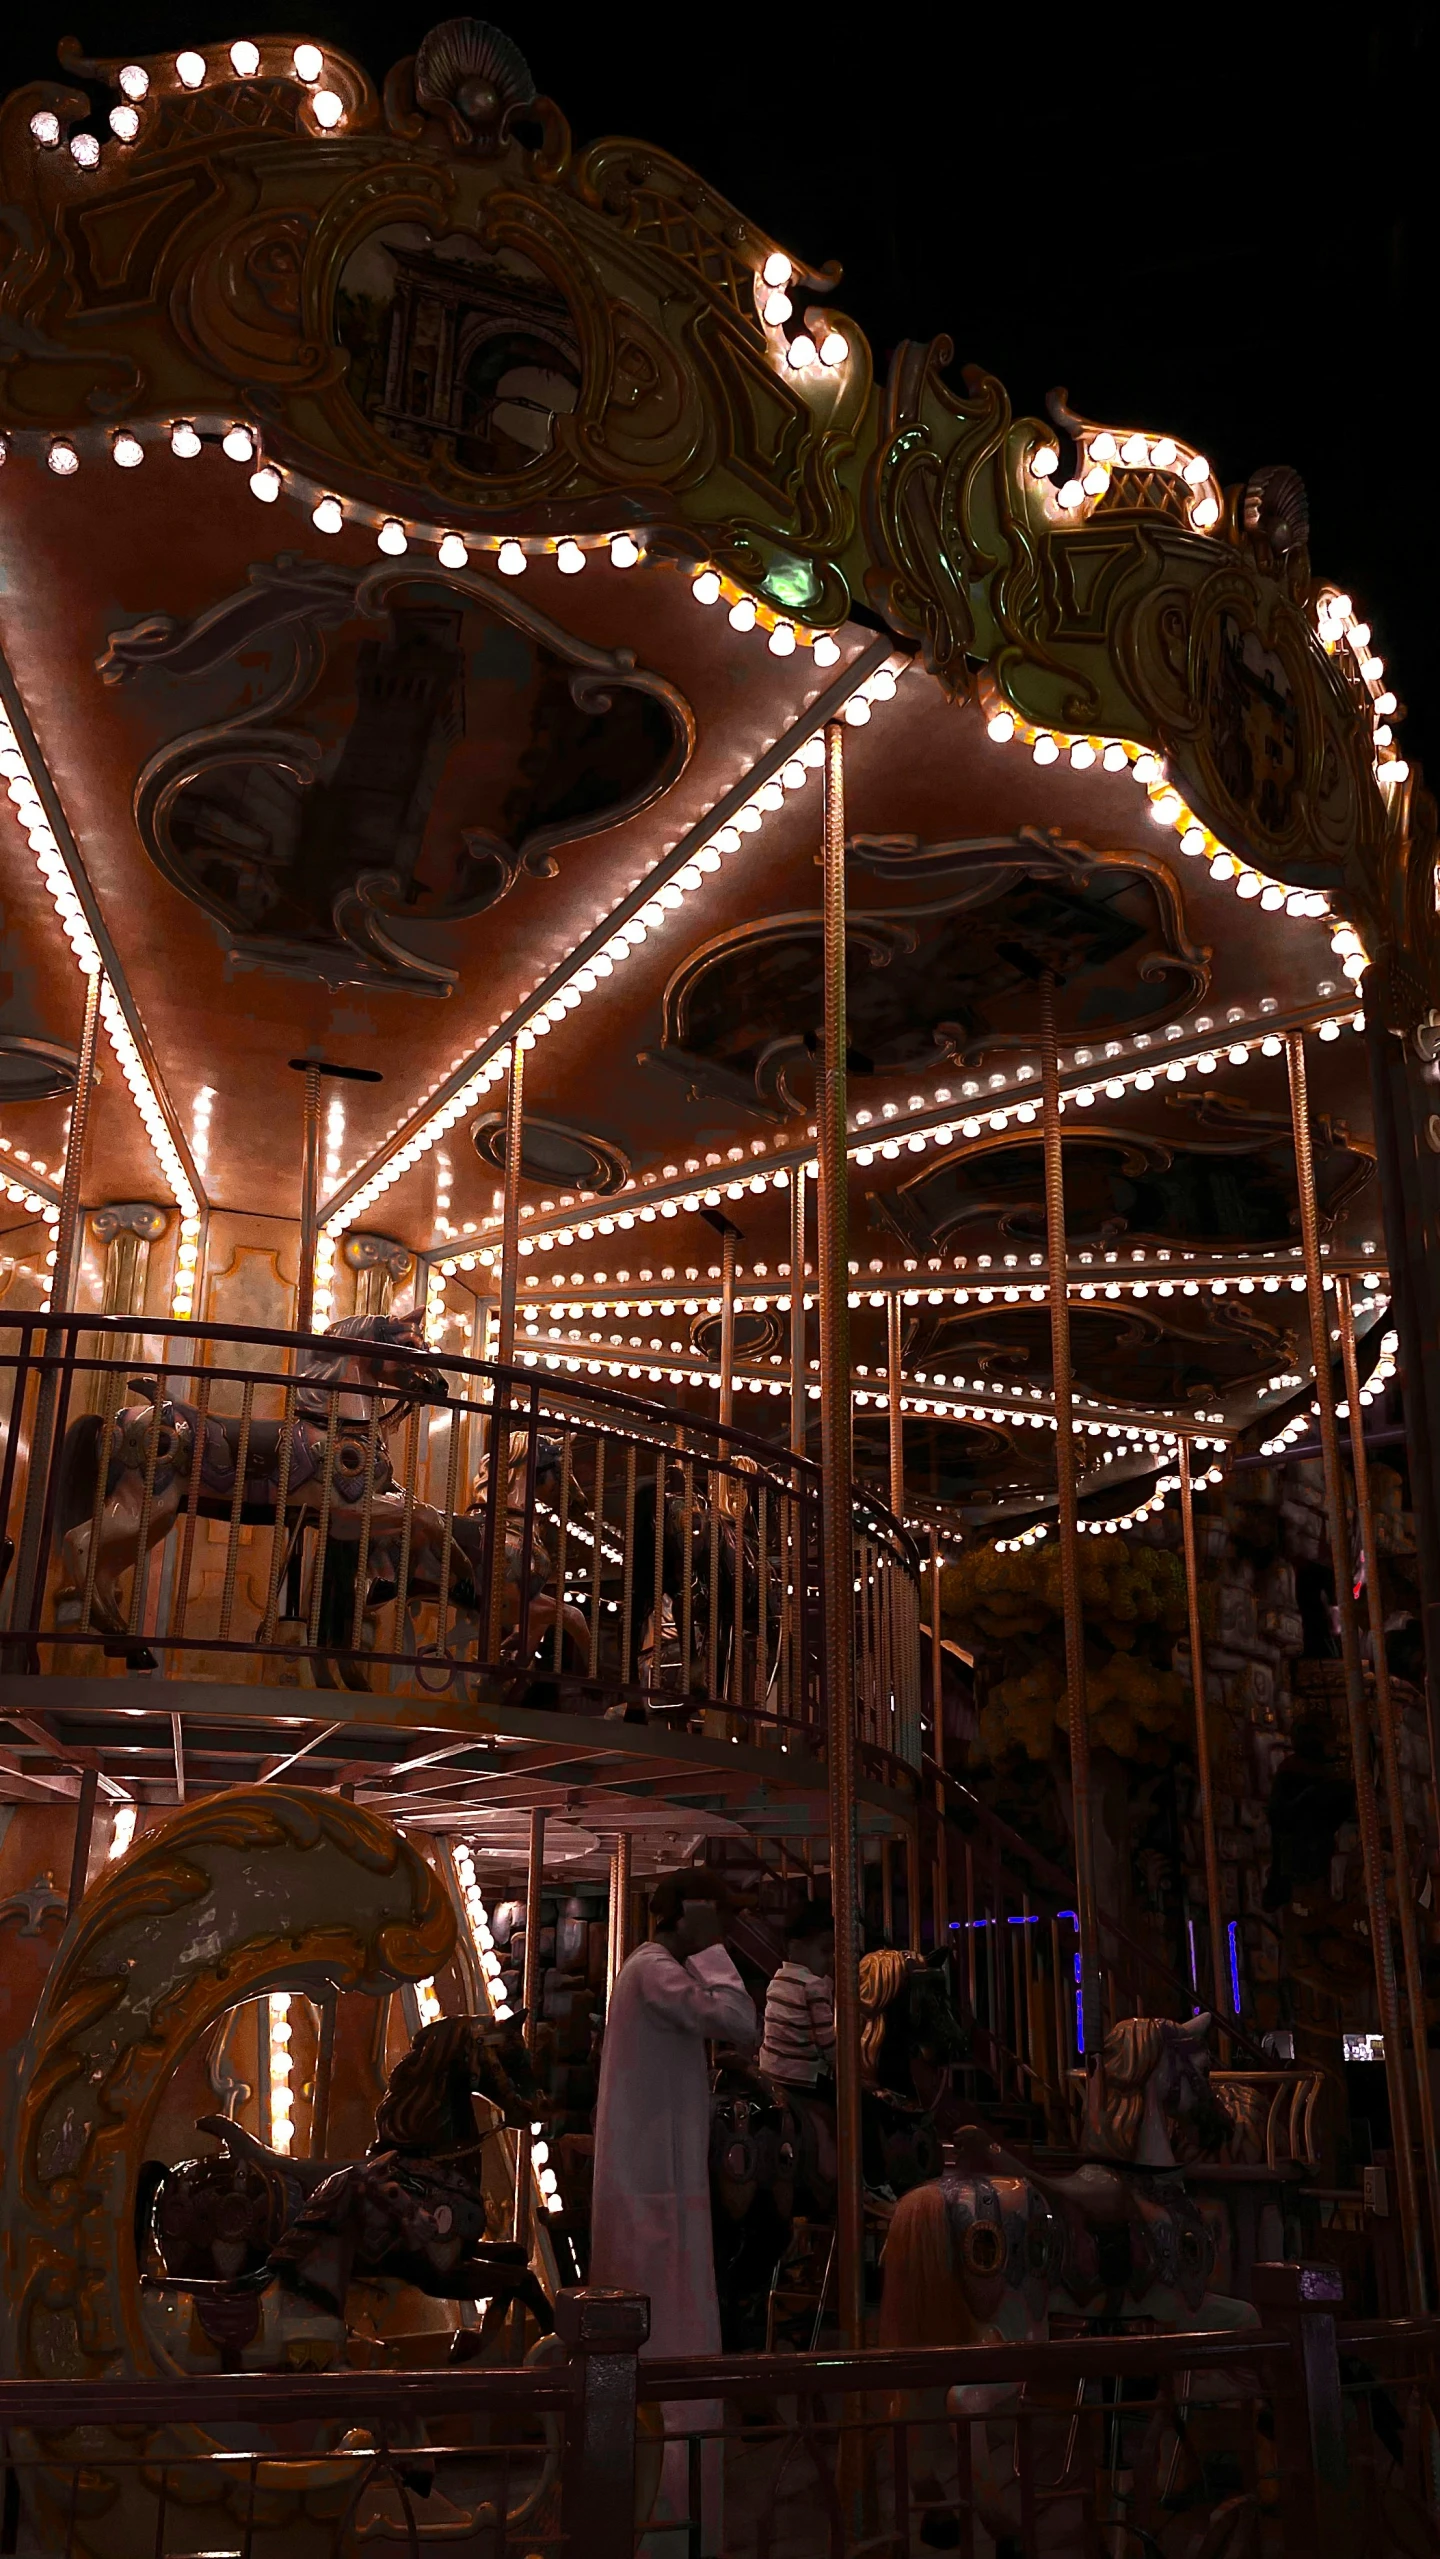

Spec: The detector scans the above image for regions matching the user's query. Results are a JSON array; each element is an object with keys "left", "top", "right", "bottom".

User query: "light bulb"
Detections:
[
  {"left": 762, "top": 251, "right": 792, "bottom": 287},
  {"left": 436, "top": 532, "right": 467, "bottom": 568},
  {"left": 1181, "top": 825, "right": 1207, "bottom": 856},
  {"left": 29, "top": 109, "right": 61, "bottom": 145},
  {"left": 786, "top": 334, "right": 817, "bottom": 371},
  {"left": 293, "top": 42, "right": 323, "bottom": 79},
  {"left": 1070, "top": 739, "right": 1096, "bottom": 769},
  {"left": 762, "top": 289, "right": 792, "bottom": 325},
  {"left": 556, "top": 538, "right": 585, "bottom": 574},
  {"left": 109, "top": 103, "right": 140, "bottom": 139},
  {"left": 175, "top": 50, "right": 207, "bottom": 87},
  {"left": 497, "top": 540, "right": 526, "bottom": 575},
  {"left": 312, "top": 89, "right": 344, "bottom": 127},
  {"left": 47, "top": 440, "right": 79, "bottom": 476},
  {"left": 609, "top": 532, "right": 639, "bottom": 567},
  {"left": 171, "top": 420, "right": 201, "bottom": 457},
  {"left": 1183, "top": 453, "right": 1210, "bottom": 485},
  {"left": 230, "top": 39, "right": 260, "bottom": 75},
  {"left": 249, "top": 464, "right": 281, "bottom": 501},
  {"left": 312, "top": 495, "right": 342, "bottom": 533},
  {"left": 222, "top": 424, "right": 254, "bottom": 461},
  {"left": 728, "top": 597, "right": 757, "bottom": 632},
  {"left": 118, "top": 63, "right": 149, "bottom": 98},
  {"left": 987, "top": 710, "right": 1015, "bottom": 742},
  {"left": 768, "top": 620, "right": 796, "bottom": 655},
  {"left": 111, "top": 432, "right": 144, "bottom": 468},
  {"left": 844, "top": 695, "right": 871, "bottom": 726},
  {"left": 1102, "top": 743, "right": 1129, "bottom": 771},
  {"left": 70, "top": 133, "right": 100, "bottom": 168},
  {"left": 377, "top": 517, "right": 408, "bottom": 555},
  {"left": 812, "top": 632, "right": 840, "bottom": 665},
  {"left": 819, "top": 330, "right": 849, "bottom": 367},
  {"left": 1030, "top": 445, "right": 1059, "bottom": 478},
  {"left": 1032, "top": 733, "right": 1059, "bottom": 765},
  {"left": 1082, "top": 464, "right": 1110, "bottom": 497},
  {"left": 1120, "top": 433, "right": 1148, "bottom": 465},
  {"left": 1190, "top": 495, "right": 1220, "bottom": 530}
]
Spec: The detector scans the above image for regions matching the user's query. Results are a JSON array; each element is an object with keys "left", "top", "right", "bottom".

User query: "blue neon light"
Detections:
[{"left": 1227, "top": 1920, "right": 1242, "bottom": 2016}]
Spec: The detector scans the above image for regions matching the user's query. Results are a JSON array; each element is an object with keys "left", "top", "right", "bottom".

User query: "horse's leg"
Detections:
[{"left": 62, "top": 1467, "right": 152, "bottom": 1636}]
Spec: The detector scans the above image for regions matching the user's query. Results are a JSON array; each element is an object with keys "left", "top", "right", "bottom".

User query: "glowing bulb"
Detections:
[
  {"left": 819, "top": 330, "right": 849, "bottom": 367},
  {"left": 1181, "top": 825, "right": 1207, "bottom": 856},
  {"left": 1030, "top": 445, "right": 1059, "bottom": 478},
  {"left": 763, "top": 289, "right": 792, "bottom": 325},
  {"left": 249, "top": 464, "right": 281, "bottom": 501},
  {"left": 1235, "top": 871, "right": 1263, "bottom": 900},
  {"left": 987, "top": 711, "right": 1015, "bottom": 743},
  {"left": 175, "top": 50, "right": 207, "bottom": 87},
  {"left": 118, "top": 63, "right": 149, "bottom": 98},
  {"left": 1150, "top": 791, "right": 1182, "bottom": 825},
  {"left": 230, "top": 39, "right": 260, "bottom": 75},
  {"left": 786, "top": 334, "right": 817, "bottom": 371},
  {"left": 762, "top": 251, "right": 792, "bottom": 287},
  {"left": 692, "top": 568, "right": 721, "bottom": 605},
  {"left": 1032, "top": 733, "right": 1059, "bottom": 765},
  {"left": 728, "top": 597, "right": 757, "bottom": 632},
  {"left": 111, "top": 432, "right": 144, "bottom": 468},
  {"left": 556, "top": 538, "right": 585, "bottom": 574},
  {"left": 377, "top": 517, "right": 408, "bottom": 555},
  {"left": 1190, "top": 495, "right": 1220, "bottom": 530},
  {"left": 222, "top": 423, "right": 254, "bottom": 461},
  {"left": 1183, "top": 453, "right": 1210, "bottom": 485},
  {"left": 171, "top": 420, "right": 201, "bottom": 457},
  {"left": 293, "top": 42, "right": 323, "bottom": 79},
  {"left": 311, "top": 496, "right": 343, "bottom": 534},
  {"left": 69, "top": 133, "right": 100, "bottom": 168},
  {"left": 109, "top": 103, "right": 140, "bottom": 139},
  {"left": 29, "top": 109, "right": 60, "bottom": 145},
  {"left": 311, "top": 89, "right": 344, "bottom": 127},
  {"left": 1120, "top": 433, "right": 1148, "bottom": 465},
  {"left": 813, "top": 633, "right": 841, "bottom": 665},
  {"left": 1260, "top": 883, "right": 1285, "bottom": 910},
  {"left": 431, "top": 531, "right": 466, "bottom": 568},
  {"left": 1102, "top": 742, "right": 1129, "bottom": 772},
  {"left": 609, "top": 532, "right": 640, "bottom": 567},
  {"left": 47, "top": 440, "right": 79, "bottom": 476},
  {"left": 1070, "top": 739, "right": 1096, "bottom": 769},
  {"left": 1151, "top": 437, "right": 1177, "bottom": 468},
  {"left": 768, "top": 620, "right": 797, "bottom": 656},
  {"left": 497, "top": 540, "right": 526, "bottom": 575},
  {"left": 844, "top": 695, "right": 871, "bottom": 726}
]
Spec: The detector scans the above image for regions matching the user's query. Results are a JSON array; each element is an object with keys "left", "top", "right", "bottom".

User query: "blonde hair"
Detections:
[
  {"left": 858, "top": 1948, "right": 914, "bottom": 2078},
  {"left": 879, "top": 2179, "right": 986, "bottom": 2351}
]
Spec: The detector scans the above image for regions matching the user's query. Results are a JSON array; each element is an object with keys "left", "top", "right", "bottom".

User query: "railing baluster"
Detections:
[
  {"left": 436, "top": 1379, "right": 465, "bottom": 1663},
  {"left": 651, "top": 1444, "right": 666, "bottom": 1699},
  {"left": 619, "top": 1441, "right": 637, "bottom": 1695},
  {"left": 587, "top": 1438, "right": 605, "bottom": 1678},
  {"left": 681, "top": 1457, "right": 695, "bottom": 1702},
  {"left": 305, "top": 1389, "right": 340, "bottom": 1650},
  {"left": 553, "top": 1429, "right": 572, "bottom": 1674},
  {"left": 166, "top": 1366, "right": 211, "bottom": 1649},
  {"left": 258, "top": 1380, "right": 298, "bottom": 1648},
  {"left": 216, "top": 1376, "right": 254, "bottom": 1644},
  {"left": 349, "top": 1384, "right": 384, "bottom": 1655}
]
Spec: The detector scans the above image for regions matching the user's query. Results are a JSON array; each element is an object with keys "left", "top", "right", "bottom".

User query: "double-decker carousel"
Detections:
[{"left": 1, "top": 16, "right": 1439, "bottom": 2554}]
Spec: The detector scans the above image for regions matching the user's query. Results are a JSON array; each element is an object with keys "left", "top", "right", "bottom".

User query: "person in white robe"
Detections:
[{"left": 589, "top": 1866, "right": 756, "bottom": 2548}]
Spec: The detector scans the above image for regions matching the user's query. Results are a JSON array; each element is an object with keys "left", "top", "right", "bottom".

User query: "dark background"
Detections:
[{"left": 4, "top": 5, "right": 1433, "bottom": 776}]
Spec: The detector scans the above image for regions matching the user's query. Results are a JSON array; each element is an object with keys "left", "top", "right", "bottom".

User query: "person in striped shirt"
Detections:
[{"left": 759, "top": 1899, "right": 836, "bottom": 2088}]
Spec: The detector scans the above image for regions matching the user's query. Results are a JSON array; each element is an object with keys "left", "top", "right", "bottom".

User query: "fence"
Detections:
[
  {"left": 0, "top": 1312, "right": 921, "bottom": 1767},
  {"left": 2, "top": 2272, "right": 1435, "bottom": 2557}
]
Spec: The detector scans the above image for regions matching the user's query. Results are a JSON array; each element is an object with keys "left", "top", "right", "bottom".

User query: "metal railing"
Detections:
[
  {"left": 0, "top": 1313, "right": 921, "bottom": 1767},
  {"left": 0, "top": 2274, "right": 1432, "bottom": 2557}
]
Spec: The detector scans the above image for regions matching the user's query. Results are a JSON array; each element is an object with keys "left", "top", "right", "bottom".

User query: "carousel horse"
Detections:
[
  {"left": 363, "top": 1430, "right": 591, "bottom": 1689},
  {"left": 139, "top": 2011, "right": 554, "bottom": 2364},
  {"left": 711, "top": 1947, "right": 968, "bottom": 2350},
  {"left": 55, "top": 1313, "right": 459, "bottom": 1669}
]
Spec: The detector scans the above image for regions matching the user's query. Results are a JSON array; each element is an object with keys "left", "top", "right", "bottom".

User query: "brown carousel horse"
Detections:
[
  {"left": 138, "top": 2011, "right": 553, "bottom": 2365},
  {"left": 54, "top": 1314, "right": 462, "bottom": 1672},
  {"left": 710, "top": 1948, "right": 969, "bottom": 2350}
]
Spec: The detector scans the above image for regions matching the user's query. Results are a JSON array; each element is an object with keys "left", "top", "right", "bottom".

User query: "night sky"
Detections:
[{"left": 3, "top": 7, "right": 1434, "bottom": 777}]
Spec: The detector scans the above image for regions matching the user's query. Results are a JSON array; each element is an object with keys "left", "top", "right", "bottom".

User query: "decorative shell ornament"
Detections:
[
  {"left": 412, "top": 17, "right": 536, "bottom": 148},
  {"left": 1241, "top": 464, "right": 1310, "bottom": 563}
]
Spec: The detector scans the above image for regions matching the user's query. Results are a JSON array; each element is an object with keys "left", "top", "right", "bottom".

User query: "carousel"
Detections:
[{"left": 1, "top": 16, "right": 1439, "bottom": 2555}]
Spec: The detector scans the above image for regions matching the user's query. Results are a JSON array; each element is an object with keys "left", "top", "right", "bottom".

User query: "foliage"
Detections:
[{"left": 941, "top": 1537, "right": 1191, "bottom": 1767}]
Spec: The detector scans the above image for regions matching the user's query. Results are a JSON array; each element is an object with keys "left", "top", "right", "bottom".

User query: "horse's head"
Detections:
[
  {"left": 905, "top": 1949, "right": 970, "bottom": 2068},
  {"left": 1086, "top": 2012, "right": 1235, "bottom": 2165},
  {"left": 307, "top": 1313, "right": 450, "bottom": 1408},
  {"left": 465, "top": 2011, "right": 548, "bottom": 2128}
]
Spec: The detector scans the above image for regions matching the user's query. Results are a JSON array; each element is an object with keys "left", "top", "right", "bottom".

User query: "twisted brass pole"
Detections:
[
  {"left": 790, "top": 1166, "right": 808, "bottom": 1459},
  {"left": 514, "top": 1805, "right": 546, "bottom": 2249},
  {"left": 1337, "top": 1273, "right": 1440, "bottom": 2287},
  {"left": 1287, "top": 1029, "right": 1425, "bottom": 2312},
  {"left": 1178, "top": 1439, "right": 1230, "bottom": 2027},
  {"left": 487, "top": 1036, "right": 526, "bottom": 1661},
  {"left": 1041, "top": 971, "right": 1101, "bottom": 2059},
  {"left": 886, "top": 1292, "right": 905, "bottom": 1521},
  {"left": 296, "top": 1061, "right": 321, "bottom": 1338},
  {"left": 818, "top": 719, "right": 863, "bottom": 2347}
]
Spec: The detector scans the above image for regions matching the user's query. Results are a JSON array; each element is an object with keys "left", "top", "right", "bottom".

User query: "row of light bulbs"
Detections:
[
  {"left": 1029, "top": 422, "right": 1221, "bottom": 536},
  {"left": 0, "top": 704, "right": 201, "bottom": 1313},
  {"left": 344, "top": 664, "right": 902, "bottom": 1265},
  {"left": 451, "top": 1846, "right": 563, "bottom": 2212},
  {"left": 28, "top": 42, "right": 345, "bottom": 164},
  {"left": 1315, "top": 586, "right": 1408, "bottom": 787},
  {"left": 754, "top": 250, "right": 851, "bottom": 376}
]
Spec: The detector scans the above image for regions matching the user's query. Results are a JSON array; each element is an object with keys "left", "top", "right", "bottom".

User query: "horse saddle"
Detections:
[{"left": 946, "top": 2124, "right": 1215, "bottom": 2311}]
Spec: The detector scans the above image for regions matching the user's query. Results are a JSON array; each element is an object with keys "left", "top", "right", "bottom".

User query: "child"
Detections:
[{"left": 759, "top": 1899, "right": 836, "bottom": 2088}]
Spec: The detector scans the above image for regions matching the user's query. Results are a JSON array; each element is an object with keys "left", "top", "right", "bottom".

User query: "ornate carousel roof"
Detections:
[{"left": 0, "top": 14, "right": 1430, "bottom": 1544}]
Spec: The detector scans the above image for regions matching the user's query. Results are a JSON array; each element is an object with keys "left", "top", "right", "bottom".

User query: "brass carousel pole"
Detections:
[
  {"left": 1178, "top": 1438, "right": 1231, "bottom": 2029},
  {"left": 1287, "top": 1030, "right": 1426, "bottom": 2311},
  {"left": 886, "top": 1293, "right": 905, "bottom": 1522},
  {"left": 789, "top": 1166, "right": 808, "bottom": 1459},
  {"left": 295, "top": 1062, "right": 321, "bottom": 1338},
  {"left": 818, "top": 718, "right": 863, "bottom": 2347},
  {"left": 718, "top": 1224, "right": 738, "bottom": 1443},
  {"left": 1041, "top": 971, "right": 1101, "bottom": 2060},
  {"left": 49, "top": 965, "right": 103, "bottom": 1316},
  {"left": 486, "top": 1036, "right": 526, "bottom": 1662},
  {"left": 514, "top": 1806, "right": 546, "bottom": 2252},
  {"left": 1337, "top": 1274, "right": 1440, "bottom": 2281}
]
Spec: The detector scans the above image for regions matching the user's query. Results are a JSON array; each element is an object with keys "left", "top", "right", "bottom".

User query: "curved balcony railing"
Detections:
[{"left": 0, "top": 1313, "right": 922, "bottom": 1771}]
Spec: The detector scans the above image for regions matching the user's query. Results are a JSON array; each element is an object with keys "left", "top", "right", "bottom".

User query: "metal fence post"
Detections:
[
  {"left": 556, "top": 2286, "right": 648, "bottom": 2559},
  {"left": 1252, "top": 2262, "right": 1347, "bottom": 2548}
]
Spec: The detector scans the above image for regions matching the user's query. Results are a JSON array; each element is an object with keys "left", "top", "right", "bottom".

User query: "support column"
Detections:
[
  {"left": 718, "top": 1224, "right": 737, "bottom": 1442},
  {"left": 606, "top": 1831, "right": 632, "bottom": 2004},
  {"left": 1287, "top": 1028, "right": 1425, "bottom": 2312},
  {"left": 1178, "top": 1439, "right": 1230, "bottom": 2026},
  {"left": 1041, "top": 970, "right": 1100, "bottom": 2058},
  {"left": 487, "top": 1035, "right": 527, "bottom": 1661},
  {"left": 886, "top": 1293, "right": 905, "bottom": 1521},
  {"left": 789, "top": 1166, "right": 808, "bottom": 1459},
  {"left": 296, "top": 1062, "right": 321, "bottom": 1337},
  {"left": 49, "top": 966, "right": 103, "bottom": 1319},
  {"left": 818, "top": 717, "right": 863, "bottom": 2346},
  {"left": 514, "top": 1805, "right": 546, "bottom": 2248},
  {"left": 929, "top": 1525, "right": 944, "bottom": 1758},
  {"left": 1338, "top": 1275, "right": 1440, "bottom": 2287}
]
